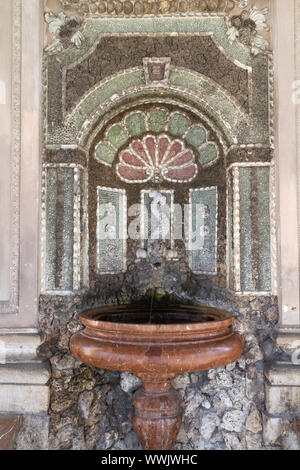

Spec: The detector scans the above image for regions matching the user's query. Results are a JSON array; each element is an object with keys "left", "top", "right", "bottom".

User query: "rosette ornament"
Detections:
[{"left": 116, "top": 134, "right": 198, "bottom": 184}]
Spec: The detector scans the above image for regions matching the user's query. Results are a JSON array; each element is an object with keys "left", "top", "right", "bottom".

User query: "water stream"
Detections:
[{"left": 149, "top": 288, "right": 154, "bottom": 324}]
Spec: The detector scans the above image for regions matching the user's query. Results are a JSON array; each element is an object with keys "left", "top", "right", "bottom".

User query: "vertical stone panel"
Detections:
[
  {"left": 80, "top": 168, "right": 89, "bottom": 288},
  {"left": 239, "top": 168, "right": 254, "bottom": 292},
  {"left": 257, "top": 166, "right": 271, "bottom": 292},
  {"left": 97, "top": 187, "right": 127, "bottom": 274},
  {"left": 227, "top": 172, "right": 234, "bottom": 291},
  {"left": 45, "top": 167, "right": 58, "bottom": 291},
  {"left": 189, "top": 187, "right": 218, "bottom": 275},
  {"left": 62, "top": 168, "right": 74, "bottom": 290},
  {"left": 228, "top": 164, "right": 274, "bottom": 294},
  {"left": 141, "top": 190, "right": 173, "bottom": 253},
  {"left": 42, "top": 165, "right": 87, "bottom": 292}
]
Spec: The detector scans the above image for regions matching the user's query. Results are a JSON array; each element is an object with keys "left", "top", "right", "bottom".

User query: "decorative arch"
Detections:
[
  {"left": 78, "top": 88, "right": 235, "bottom": 152},
  {"left": 60, "top": 67, "right": 251, "bottom": 150}
]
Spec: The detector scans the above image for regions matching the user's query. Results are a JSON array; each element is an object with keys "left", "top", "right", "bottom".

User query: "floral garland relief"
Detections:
[{"left": 227, "top": 6, "right": 269, "bottom": 55}]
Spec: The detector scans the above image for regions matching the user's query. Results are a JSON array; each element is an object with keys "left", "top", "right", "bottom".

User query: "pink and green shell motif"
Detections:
[
  {"left": 95, "top": 109, "right": 220, "bottom": 172},
  {"left": 116, "top": 134, "right": 198, "bottom": 184}
]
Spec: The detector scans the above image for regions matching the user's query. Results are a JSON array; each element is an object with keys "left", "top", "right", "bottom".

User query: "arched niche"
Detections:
[{"left": 86, "top": 100, "right": 227, "bottom": 288}]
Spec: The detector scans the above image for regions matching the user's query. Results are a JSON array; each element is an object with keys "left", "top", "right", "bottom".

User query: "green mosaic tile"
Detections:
[
  {"left": 257, "top": 167, "right": 271, "bottom": 291},
  {"left": 198, "top": 142, "right": 218, "bottom": 166},
  {"left": 185, "top": 126, "right": 207, "bottom": 148},
  {"left": 168, "top": 113, "right": 191, "bottom": 137},
  {"left": 45, "top": 168, "right": 58, "bottom": 290},
  {"left": 148, "top": 109, "right": 167, "bottom": 133},
  {"left": 82, "top": 88, "right": 234, "bottom": 151},
  {"left": 62, "top": 168, "right": 74, "bottom": 291},
  {"left": 169, "top": 70, "right": 242, "bottom": 145},
  {"left": 95, "top": 142, "right": 117, "bottom": 165},
  {"left": 44, "top": 13, "right": 273, "bottom": 298},
  {"left": 227, "top": 172, "right": 234, "bottom": 291},
  {"left": 106, "top": 124, "right": 129, "bottom": 149},
  {"left": 231, "top": 166, "right": 272, "bottom": 293},
  {"left": 125, "top": 112, "right": 146, "bottom": 137},
  {"left": 239, "top": 167, "right": 254, "bottom": 292}
]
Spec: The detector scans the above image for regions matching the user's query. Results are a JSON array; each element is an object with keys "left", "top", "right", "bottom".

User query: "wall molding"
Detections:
[{"left": 0, "top": 0, "right": 21, "bottom": 314}]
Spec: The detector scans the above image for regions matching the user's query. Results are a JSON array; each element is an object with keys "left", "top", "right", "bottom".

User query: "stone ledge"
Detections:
[
  {"left": 0, "top": 333, "right": 50, "bottom": 414},
  {"left": 276, "top": 332, "right": 300, "bottom": 352},
  {"left": 0, "top": 362, "right": 51, "bottom": 385},
  {"left": 265, "top": 384, "right": 300, "bottom": 416},
  {"left": 265, "top": 362, "right": 300, "bottom": 386},
  {"left": 264, "top": 361, "right": 300, "bottom": 417},
  {"left": 0, "top": 334, "right": 43, "bottom": 364},
  {"left": 0, "top": 384, "right": 50, "bottom": 414},
  {"left": 263, "top": 415, "right": 300, "bottom": 449}
]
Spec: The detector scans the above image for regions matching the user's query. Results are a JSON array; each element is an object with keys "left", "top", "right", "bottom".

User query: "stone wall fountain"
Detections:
[{"left": 39, "top": 0, "right": 281, "bottom": 451}]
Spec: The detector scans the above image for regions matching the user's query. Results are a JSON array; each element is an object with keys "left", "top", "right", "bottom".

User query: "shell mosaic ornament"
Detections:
[
  {"left": 95, "top": 109, "right": 219, "bottom": 176},
  {"left": 116, "top": 134, "right": 198, "bottom": 183},
  {"left": 60, "top": 0, "right": 249, "bottom": 16}
]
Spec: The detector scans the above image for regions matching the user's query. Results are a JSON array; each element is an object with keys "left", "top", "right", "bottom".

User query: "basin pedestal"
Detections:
[
  {"left": 133, "top": 373, "right": 182, "bottom": 450},
  {"left": 70, "top": 305, "right": 244, "bottom": 450}
]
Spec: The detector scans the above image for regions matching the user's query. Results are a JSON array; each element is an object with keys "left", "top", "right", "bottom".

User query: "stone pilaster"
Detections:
[
  {"left": 0, "top": 0, "right": 50, "bottom": 418},
  {"left": 263, "top": 2, "right": 300, "bottom": 439}
]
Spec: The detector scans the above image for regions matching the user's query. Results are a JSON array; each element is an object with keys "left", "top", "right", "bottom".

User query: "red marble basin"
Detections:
[
  {"left": 70, "top": 304, "right": 244, "bottom": 450},
  {"left": 71, "top": 304, "right": 243, "bottom": 374}
]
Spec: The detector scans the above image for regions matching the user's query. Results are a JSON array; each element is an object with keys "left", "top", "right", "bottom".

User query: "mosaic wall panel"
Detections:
[
  {"left": 42, "top": 3, "right": 275, "bottom": 295},
  {"left": 44, "top": 13, "right": 271, "bottom": 148},
  {"left": 41, "top": 164, "right": 88, "bottom": 292},
  {"left": 189, "top": 187, "right": 218, "bottom": 275},
  {"left": 97, "top": 187, "right": 127, "bottom": 274},
  {"left": 227, "top": 164, "right": 276, "bottom": 294},
  {"left": 64, "top": 35, "right": 250, "bottom": 114}
]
